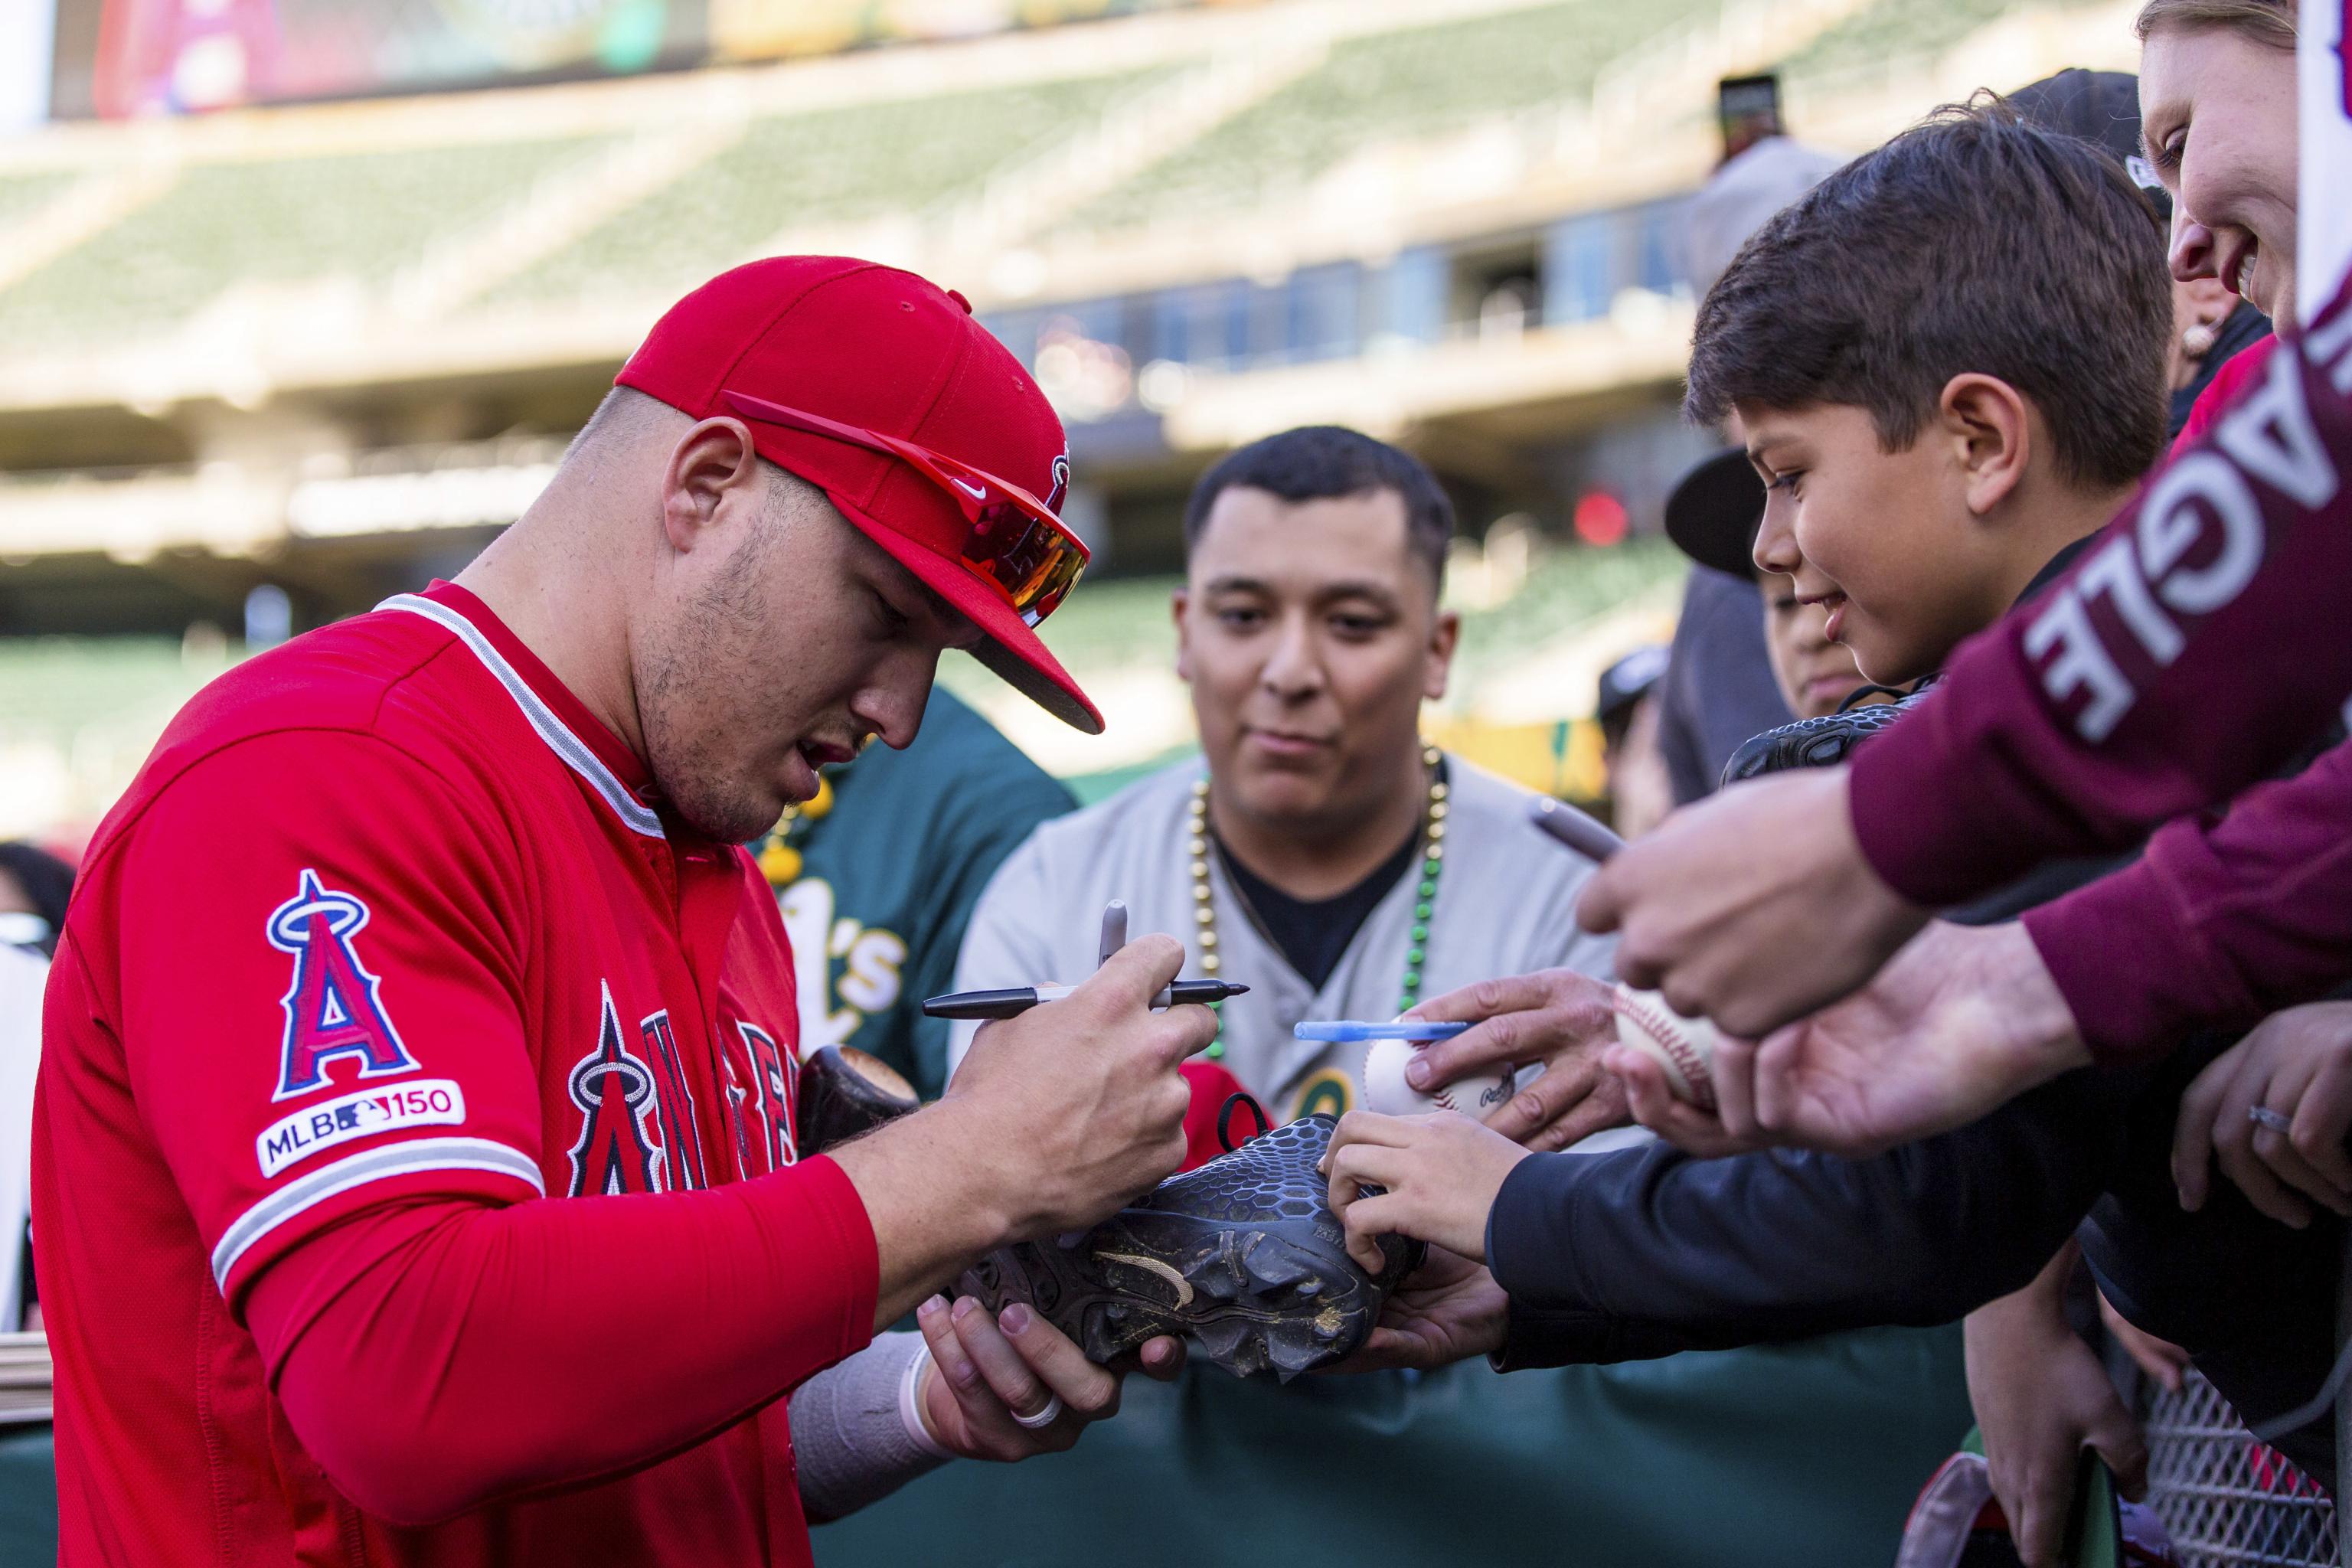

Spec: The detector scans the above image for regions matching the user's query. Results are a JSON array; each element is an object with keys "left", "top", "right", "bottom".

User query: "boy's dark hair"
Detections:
[
  {"left": 1184, "top": 426, "right": 1455, "bottom": 588},
  {"left": 1685, "top": 99, "right": 2171, "bottom": 489}
]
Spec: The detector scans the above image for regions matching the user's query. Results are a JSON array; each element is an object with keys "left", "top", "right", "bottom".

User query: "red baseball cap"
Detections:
[{"left": 616, "top": 255, "right": 1102, "bottom": 733}]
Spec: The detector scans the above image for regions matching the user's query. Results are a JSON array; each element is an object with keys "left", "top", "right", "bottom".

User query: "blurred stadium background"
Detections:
[{"left": 0, "top": 0, "right": 2140, "bottom": 841}]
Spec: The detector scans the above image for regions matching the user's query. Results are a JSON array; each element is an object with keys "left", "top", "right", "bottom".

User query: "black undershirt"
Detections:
[{"left": 1211, "top": 763, "right": 1441, "bottom": 991}]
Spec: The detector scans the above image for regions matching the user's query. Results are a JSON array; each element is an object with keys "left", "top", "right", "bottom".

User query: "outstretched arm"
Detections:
[{"left": 1578, "top": 296, "right": 2352, "bottom": 1039}]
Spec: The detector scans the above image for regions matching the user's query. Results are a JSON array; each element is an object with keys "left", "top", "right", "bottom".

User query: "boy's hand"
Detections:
[
  {"left": 1612, "top": 922, "right": 2089, "bottom": 1158},
  {"left": 1323, "top": 1246, "right": 1510, "bottom": 1374},
  {"left": 2173, "top": 1002, "right": 2352, "bottom": 1227},
  {"left": 1401, "top": 971, "right": 1630, "bottom": 1150},
  {"left": 1576, "top": 767, "right": 1927, "bottom": 1038},
  {"left": 1319, "top": 1110, "right": 1531, "bottom": 1270}
]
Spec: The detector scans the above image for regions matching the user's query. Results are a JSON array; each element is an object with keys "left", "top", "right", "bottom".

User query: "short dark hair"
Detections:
[
  {"left": 1685, "top": 99, "right": 2171, "bottom": 490},
  {"left": 1183, "top": 426, "right": 1455, "bottom": 588}
]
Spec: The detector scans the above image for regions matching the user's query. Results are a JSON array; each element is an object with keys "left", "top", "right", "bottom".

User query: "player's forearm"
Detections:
[
  {"left": 828, "top": 1099, "right": 1031, "bottom": 1325},
  {"left": 1850, "top": 312, "right": 2352, "bottom": 907},
  {"left": 247, "top": 1157, "right": 877, "bottom": 1526}
]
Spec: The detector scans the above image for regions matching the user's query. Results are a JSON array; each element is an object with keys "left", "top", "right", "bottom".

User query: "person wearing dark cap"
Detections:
[
  {"left": 1652, "top": 462, "right": 1795, "bottom": 802},
  {"left": 37, "top": 256, "right": 1217, "bottom": 1567},
  {"left": 1596, "top": 645, "right": 1673, "bottom": 835},
  {"left": 1663, "top": 449, "right": 1868, "bottom": 727}
]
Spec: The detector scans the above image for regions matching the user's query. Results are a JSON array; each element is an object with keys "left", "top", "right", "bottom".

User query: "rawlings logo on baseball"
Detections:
[
  {"left": 1361, "top": 1036, "right": 1517, "bottom": 1119},
  {"left": 1609, "top": 985, "right": 1721, "bottom": 1110}
]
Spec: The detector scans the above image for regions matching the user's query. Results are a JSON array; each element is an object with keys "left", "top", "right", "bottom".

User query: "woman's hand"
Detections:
[{"left": 2173, "top": 1002, "right": 2352, "bottom": 1227}]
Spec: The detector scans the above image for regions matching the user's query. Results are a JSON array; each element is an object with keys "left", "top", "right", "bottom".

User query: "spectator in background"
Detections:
[
  {"left": 0, "top": 843, "right": 71, "bottom": 960},
  {"left": 0, "top": 841, "right": 69, "bottom": 1331},
  {"left": 1596, "top": 645, "right": 1672, "bottom": 836},
  {"left": 1655, "top": 135, "right": 1845, "bottom": 800},
  {"left": 754, "top": 686, "right": 1073, "bottom": 1100}
]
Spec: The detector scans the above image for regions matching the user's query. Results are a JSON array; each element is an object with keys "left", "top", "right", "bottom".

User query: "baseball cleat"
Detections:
[
  {"left": 795, "top": 1045, "right": 920, "bottom": 1156},
  {"left": 1720, "top": 688, "right": 1922, "bottom": 784},
  {"left": 958, "top": 1113, "right": 1422, "bottom": 1383}
]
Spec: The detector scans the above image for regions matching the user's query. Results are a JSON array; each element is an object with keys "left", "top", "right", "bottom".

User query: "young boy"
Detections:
[{"left": 1314, "top": 103, "right": 2352, "bottom": 1482}]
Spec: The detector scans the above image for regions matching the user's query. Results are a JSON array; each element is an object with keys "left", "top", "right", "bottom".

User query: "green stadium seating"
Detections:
[
  {"left": 480, "top": 68, "right": 1172, "bottom": 311},
  {"left": 1059, "top": 0, "right": 1717, "bottom": 235},
  {"left": 0, "top": 637, "right": 224, "bottom": 748},
  {"left": 1778, "top": 0, "right": 2115, "bottom": 88},
  {"left": 0, "top": 136, "right": 612, "bottom": 350},
  {"left": 0, "top": 172, "right": 76, "bottom": 231},
  {"left": 1023, "top": 534, "right": 1687, "bottom": 685}
]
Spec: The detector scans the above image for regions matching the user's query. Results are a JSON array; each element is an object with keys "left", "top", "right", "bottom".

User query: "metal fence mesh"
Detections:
[{"left": 2138, "top": 1369, "right": 2336, "bottom": 1567}]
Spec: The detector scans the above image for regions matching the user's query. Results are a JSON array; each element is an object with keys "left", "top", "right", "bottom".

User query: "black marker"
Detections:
[{"left": 922, "top": 979, "right": 1249, "bottom": 1021}]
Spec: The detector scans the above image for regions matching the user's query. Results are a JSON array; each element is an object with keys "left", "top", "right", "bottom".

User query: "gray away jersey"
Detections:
[{"left": 948, "top": 756, "right": 1619, "bottom": 1120}]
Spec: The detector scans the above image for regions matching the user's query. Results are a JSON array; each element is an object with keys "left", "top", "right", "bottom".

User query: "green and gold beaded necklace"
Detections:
[{"left": 1185, "top": 743, "right": 1448, "bottom": 1060}]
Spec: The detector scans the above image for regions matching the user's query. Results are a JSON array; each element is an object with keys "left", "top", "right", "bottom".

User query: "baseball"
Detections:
[
  {"left": 1361, "top": 1035, "right": 1517, "bottom": 1120},
  {"left": 1609, "top": 985, "right": 1722, "bottom": 1110}
]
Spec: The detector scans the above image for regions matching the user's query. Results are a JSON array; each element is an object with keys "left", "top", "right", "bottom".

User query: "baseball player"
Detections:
[{"left": 35, "top": 256, "right": 1211, "bottom": 1566}]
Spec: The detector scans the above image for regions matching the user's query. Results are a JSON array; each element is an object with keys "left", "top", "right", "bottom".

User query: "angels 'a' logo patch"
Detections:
[
  {"left": 268, "top": 870, "right": 418, "bottom": 1101},
  {"left": 1046, "top": 453, "right": 1071, "bottom": 514}
]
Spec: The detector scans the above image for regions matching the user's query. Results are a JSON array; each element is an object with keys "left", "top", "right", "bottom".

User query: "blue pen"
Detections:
[{"left": 1292, "top": 1021, "right": 1472, "bottom": 1044}]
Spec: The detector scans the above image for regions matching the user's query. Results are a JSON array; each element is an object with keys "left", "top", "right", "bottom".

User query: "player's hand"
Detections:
[
  {"left": 943, "top": 936, "right": 1210, "bottom": 1239},
  {"left": 1320, "top": 1109, "right": 1531, "bottom": 1271},
  {"left": 2173, "top": 1002, "right": 2352, "bottom": 1227},
  {"left": 1611, "top": 921, "right": 2090, "bottom": 1159},
  {"left": 1576, "top": 767, "right": 1928, "bottom": 1038},
  {"left": 1324, "top": 1246, "right": 1509, "bottom": 1374},
  {"left": 912, "top": 1294, "right": 1184, "bottom": 1463},
  {"left": 1401, "top": 971, "right": 1630, "bottom": 1151},
  {"left": 1964, "top": 1246, "right": 2148, "bottom": 1568}
]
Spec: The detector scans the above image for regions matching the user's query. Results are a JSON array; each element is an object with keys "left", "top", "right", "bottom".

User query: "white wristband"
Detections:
[{"left": 898, "top": 1343, "right": 956, "bottom": 1461}]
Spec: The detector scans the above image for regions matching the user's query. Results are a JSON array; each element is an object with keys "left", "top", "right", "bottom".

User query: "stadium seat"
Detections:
[
  {"left": 0, "top": 137, "right": 614, "bottom": 350},
  {"left": 479, "top": 68, "right": 1173, "bottom": 311},
  {"left": 1058, "top": 0, "right": 1719, "bottom": 236}
]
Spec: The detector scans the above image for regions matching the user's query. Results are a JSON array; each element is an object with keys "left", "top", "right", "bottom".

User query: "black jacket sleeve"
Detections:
[{"left": 1486, "top": 1064, "right": 2149, "bottom": 1368}]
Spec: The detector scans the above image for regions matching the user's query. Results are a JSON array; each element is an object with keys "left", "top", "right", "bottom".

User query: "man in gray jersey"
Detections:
[
  {"left": 947, "top": 426, "right": 1619, "bottom": 1129},
  {"left": 817, "top": 426, "right": 1973, "bottom": 1568}
]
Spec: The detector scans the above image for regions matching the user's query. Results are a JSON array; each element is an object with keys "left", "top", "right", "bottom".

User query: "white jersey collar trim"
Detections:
[{"left": 378, "top": 593, "right": 665, "bottom": 840}]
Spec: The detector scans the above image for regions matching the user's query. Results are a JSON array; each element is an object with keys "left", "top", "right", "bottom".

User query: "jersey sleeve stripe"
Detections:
[
  {"left": 211, "top": 1136, "right": 546, "bottom": 1292},
  {"left": 377, "top": 593, "right": 665, "bottom": 840}
]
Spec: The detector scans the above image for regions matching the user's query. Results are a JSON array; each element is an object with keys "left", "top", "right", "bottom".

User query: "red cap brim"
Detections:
[{"left": 828, "top": 490, "right": 1104, "bottom": 735}]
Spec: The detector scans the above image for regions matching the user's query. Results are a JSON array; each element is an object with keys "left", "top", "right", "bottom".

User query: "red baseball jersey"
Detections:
[{"left": 35, "top": 580, "right": 876, "bottom": 1564}]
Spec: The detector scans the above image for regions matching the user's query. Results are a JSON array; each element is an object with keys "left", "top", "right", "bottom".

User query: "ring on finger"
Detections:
[
  {"left": 1010, "top": 1393, "right": 1064, "bottom": 1431},
  {"left": 2249, "top": 1106, "right": 2294, "bottom": 1135}
]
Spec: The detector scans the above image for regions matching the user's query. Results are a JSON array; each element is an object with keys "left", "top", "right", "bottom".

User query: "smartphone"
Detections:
[
  {"left": 1718, "top": 74, "right": 1785, "bottom": 162},
  {"left": 1528, "top": 795, "right": 1623, "bottom": 863}
]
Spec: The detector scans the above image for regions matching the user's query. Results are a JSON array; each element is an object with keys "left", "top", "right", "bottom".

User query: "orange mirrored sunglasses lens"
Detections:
[{"left": 961, "top": 502, "right": 1087, "bottom": 626}]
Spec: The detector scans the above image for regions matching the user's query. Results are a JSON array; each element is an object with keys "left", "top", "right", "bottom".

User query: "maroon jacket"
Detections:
[{"left": 1848, "top": 275, "right": 2352, "bottom": 1063}]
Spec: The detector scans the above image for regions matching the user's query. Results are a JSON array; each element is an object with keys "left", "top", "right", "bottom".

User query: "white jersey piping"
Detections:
[
  {"left": 211, "top": 1135, "right": 544, "bottom": 1292},
  {"left": 377, "top": 593, "right": 665, "bottom": 839}
]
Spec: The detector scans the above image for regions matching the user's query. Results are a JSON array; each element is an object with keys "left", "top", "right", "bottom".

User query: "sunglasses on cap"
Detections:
[{"left": 720, "top": 388, "right": 1088, "bottom": 628}]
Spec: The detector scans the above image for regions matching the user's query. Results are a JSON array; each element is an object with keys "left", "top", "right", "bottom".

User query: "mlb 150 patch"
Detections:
[{"left": 257, "top": 1080, "right": 467, "bottom": 1178}]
